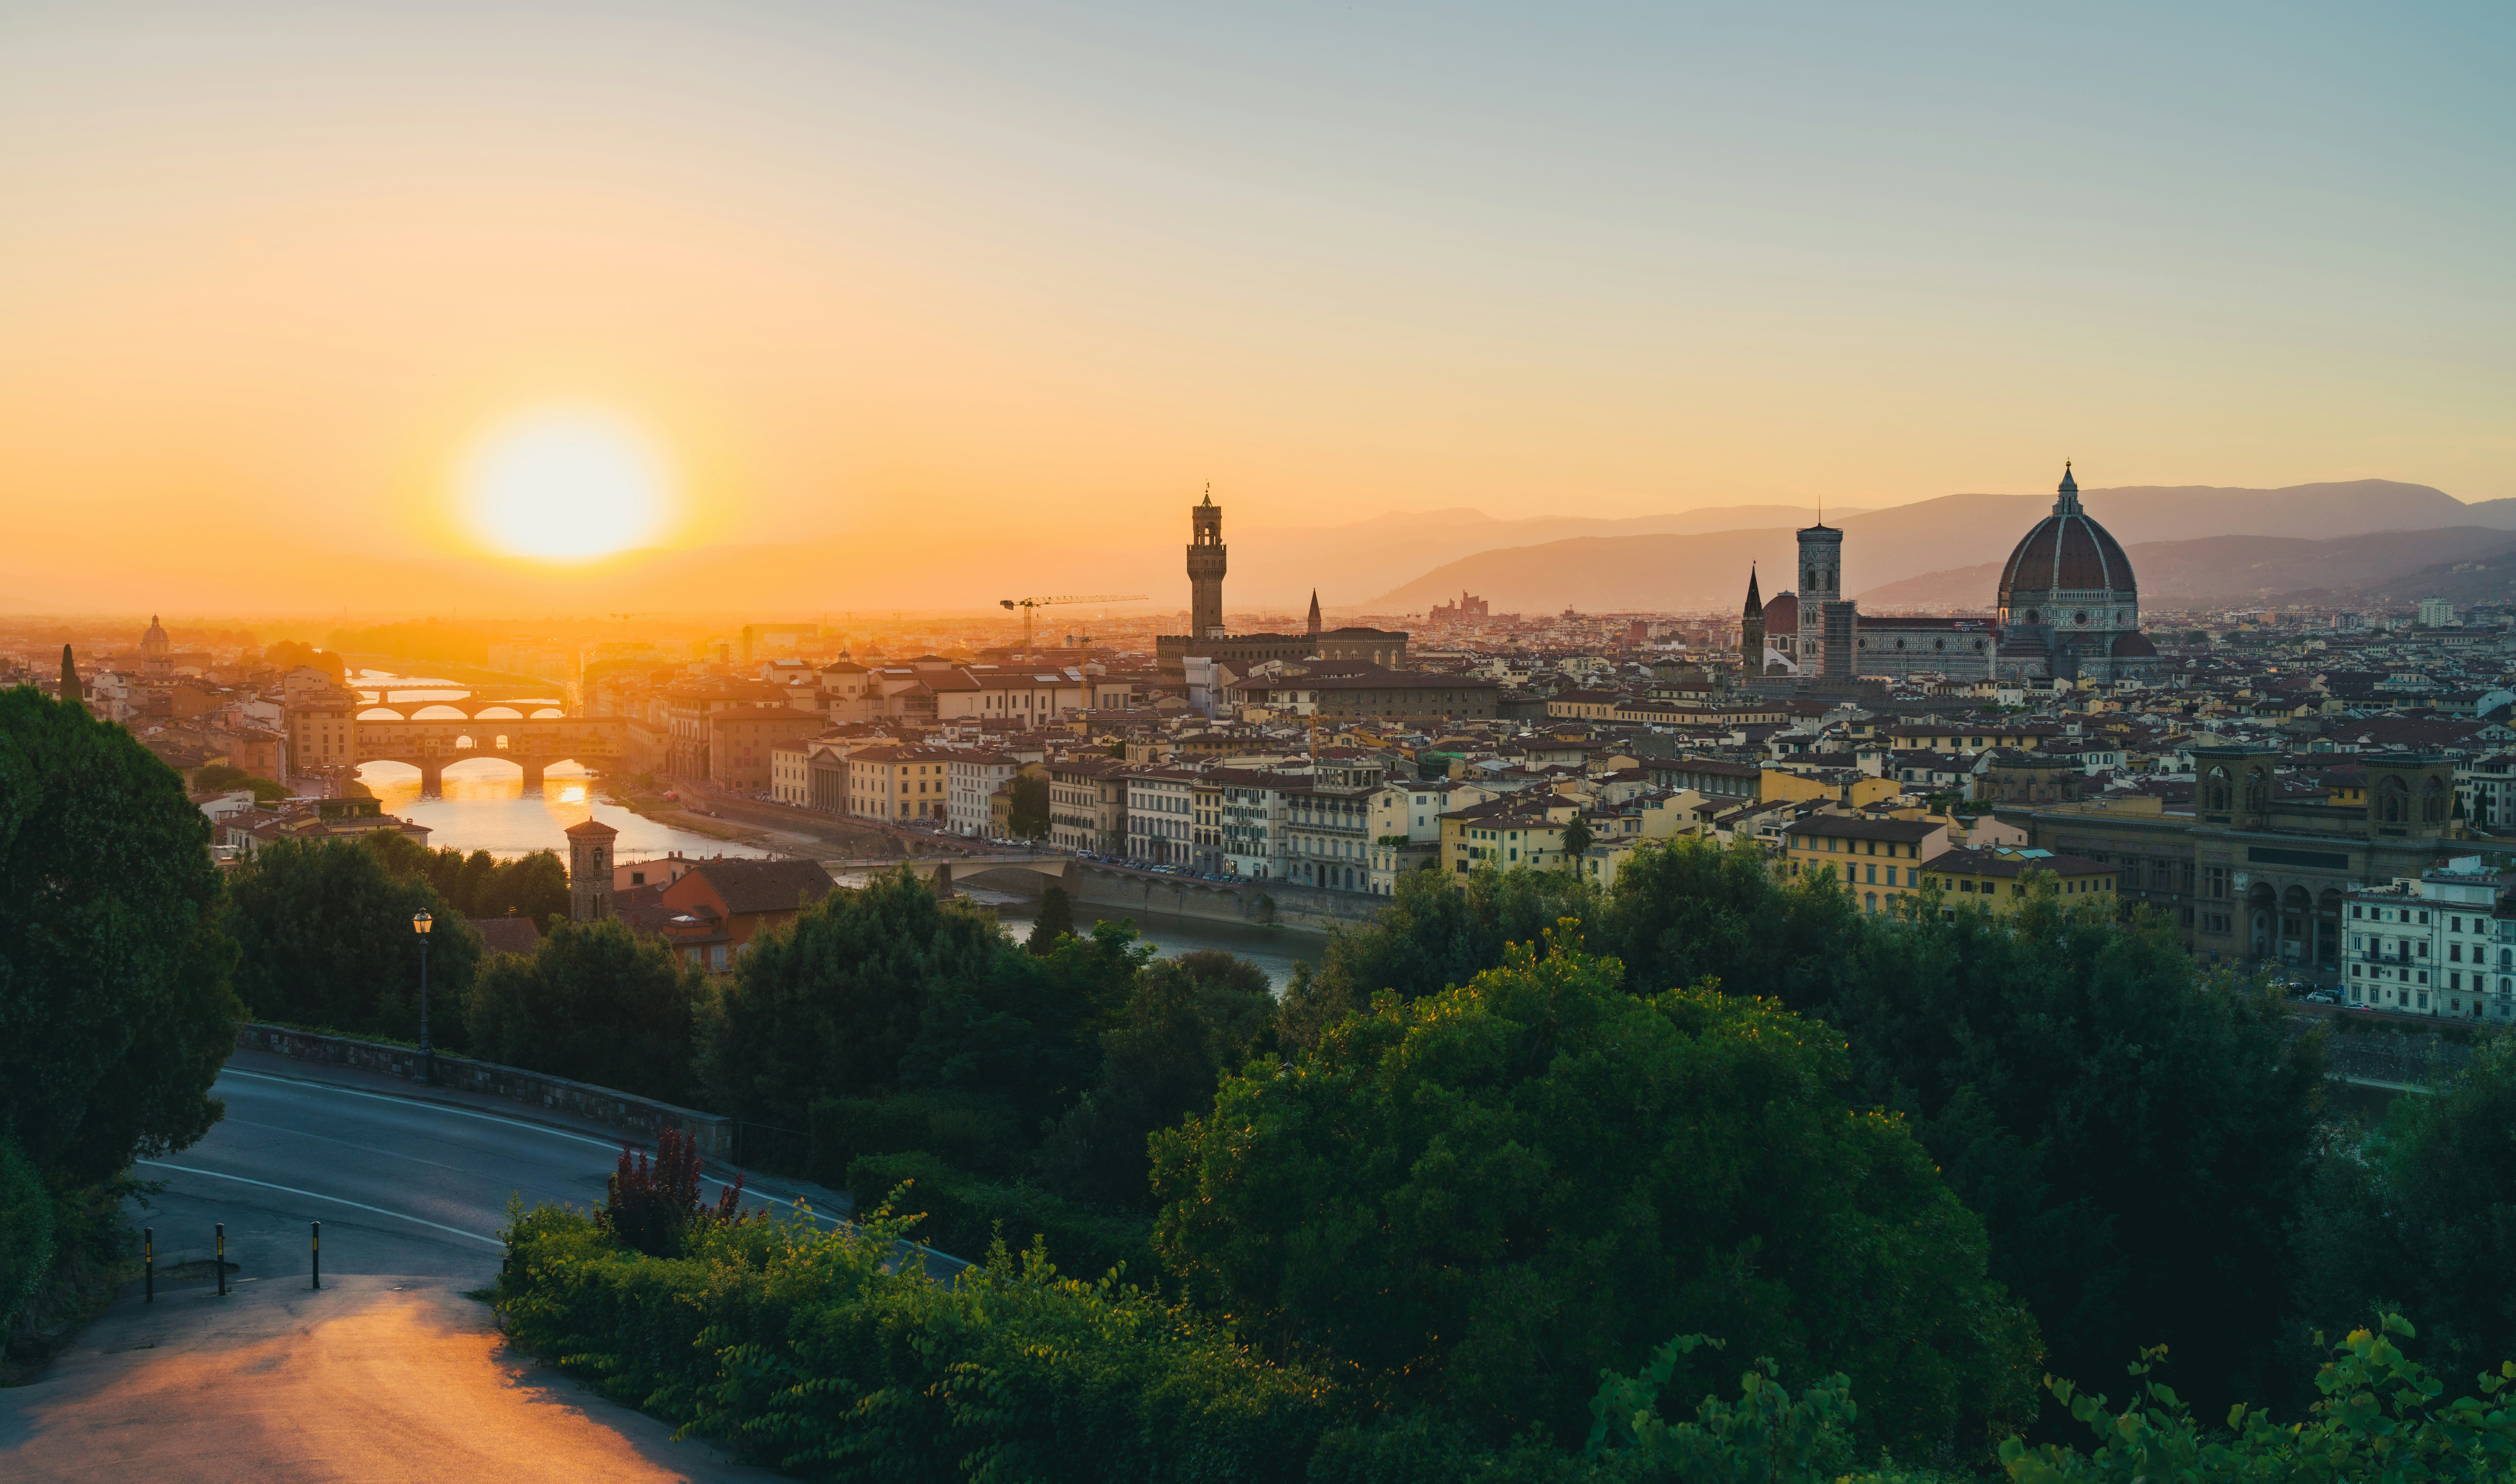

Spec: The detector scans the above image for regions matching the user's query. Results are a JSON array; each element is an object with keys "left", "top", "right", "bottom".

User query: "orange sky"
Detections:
[{"left": 2, "top": 4, "right": 2508, "bottom": 615}]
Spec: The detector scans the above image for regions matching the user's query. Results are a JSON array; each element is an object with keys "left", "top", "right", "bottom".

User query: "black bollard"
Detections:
[
  {"left": 311, "top": 1221, "right": 321, "bottom": 1290},
  {"left": 145, "top": 1227, "right": 153, "bottom": 1304},
  {"left": 215, "top": 1222, "right": 226, "bottom": 1297}
]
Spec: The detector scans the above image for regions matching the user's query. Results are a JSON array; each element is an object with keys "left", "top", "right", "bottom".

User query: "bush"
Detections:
[
  {"left": 599, "top": 1127, "right": 747, "bottom": 1258},
  {"left": 0, "top": 1136, "right": 54, "bottom": 1330},
  {"left": 847, "top": 1151, "right": 1155, "bottom": 1282},
  {"left": 493, "top": 1203, "right": 1343, "bottom": 1481},
  {"left": 225, "top": 836, "right": 479, "bottom": 1047},
  {"left": 807, "top": 1091, "right": 1024, "bottom": 1185}
]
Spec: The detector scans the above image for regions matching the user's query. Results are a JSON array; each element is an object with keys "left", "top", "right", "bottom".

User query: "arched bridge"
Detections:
[
  {"left": 353, "top": 678, "right": 569, "bottom": 722},
  {"left": 828, "top": 856, "right": 1076, "bottom": 894},
  {"left": 353, "top": 716, "right": 629, "bottom": 794}
]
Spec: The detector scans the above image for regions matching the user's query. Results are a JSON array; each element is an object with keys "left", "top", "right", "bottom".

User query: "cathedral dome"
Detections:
[{"left": 1996, "top": 464, "right": 2135, "bottom": 615}]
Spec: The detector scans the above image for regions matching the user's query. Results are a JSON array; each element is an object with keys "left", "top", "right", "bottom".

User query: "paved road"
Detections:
[{"left": 0, "top": 1055, "right": 849, "bottom": 1483}]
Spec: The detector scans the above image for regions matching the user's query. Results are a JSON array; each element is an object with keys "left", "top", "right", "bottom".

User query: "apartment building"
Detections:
[
  {"left": 947, "top": 750, "right": 1025, "bottom": 837},
  {"left": 1048, "top": 756, "right": 1131, "bottom": 854},
  {"left": 1125, "top": 768, "right": 1198, "bottom": 865},
  {"left": 2344, "top": 861, "right": 2516, "bottom": 1020},
  {"left": 847, "top": 744, "right": 955, "bottom": 822}
]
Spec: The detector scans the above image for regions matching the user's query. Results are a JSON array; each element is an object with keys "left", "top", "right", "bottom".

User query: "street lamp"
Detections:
[{"left": 411, "top": 909, "right": 434, "bottom": 1087}]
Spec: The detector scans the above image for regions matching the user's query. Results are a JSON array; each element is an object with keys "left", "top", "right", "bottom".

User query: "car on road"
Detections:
[{"left": 2303, "top": 990, "right": 2340, "bottom": 1004}]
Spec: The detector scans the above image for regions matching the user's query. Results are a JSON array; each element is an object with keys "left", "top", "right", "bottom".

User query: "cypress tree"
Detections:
[
  {"left": 58, "top": 644, "right": 77, "bottom": 711},
  {"left": 1027, "top": 884, "right": 1076, "bottom": 956}
]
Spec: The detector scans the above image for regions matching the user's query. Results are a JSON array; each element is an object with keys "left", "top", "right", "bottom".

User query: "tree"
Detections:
[
  {"left": 2297, "top": 1035, "right": 2516, "bottom": 1390},
  {"left": 465, "top": 918, "right": 706, "bottom": 1102},
  {"left": 0, "top": 686, "right": 242, "bottom": 1185},
  {"left": 1008, "top": 773, "right": 1049, "bottom": 839},
  {"left": 1026, "top": 884, "right": 1076, "bottom": 956},
  {"left": 225, "top": 837, "right": 481, "bottom": 1046},
  {"left": 1276, "top": 861, "right": 1596, "bottom": 1048},
  {"left": 260, "top": 640, "right": 344, "bottom": 680},
  {"left": 1559, "top": 812, "right": 1593, "bottom": 863},
  {"left": 899, "top": 918, "right": 1147, "bottom": 1127},
  {"left": 1036, "top": 950, "right": 1277, "bottom": 1210},
  {"left": 193, "top": 763, "right": 288, "bottom": 804},
  {"left": 696, "top": 867, "right": 1011, "bottom": 1128},
  {"left": 474, "top": 850, "right": 567, "bottom": 928},
  {"left": 57, "top": 645, "right": 77, "bottom": 711},
  {"left": 1151, "top": 929, "right": 2040, "bottom": 1454}
]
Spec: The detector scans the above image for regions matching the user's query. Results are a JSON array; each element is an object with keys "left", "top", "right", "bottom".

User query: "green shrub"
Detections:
[
  {"left": 0, "top": 1136, "right": 55, "bottom": 1329},
  {"left": 807, "top": 1090, "right": 1023, "bottom": 1185},
  {"left": 492, "top": 1203, "right": 1342, "bottom": 1481},
  {"left": 847, "top": 1150, "right": 1155, "bottom": 1283}
]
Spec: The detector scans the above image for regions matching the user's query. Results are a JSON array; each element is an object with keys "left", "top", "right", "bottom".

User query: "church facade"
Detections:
[{"left": 1740, "top": 465, "right": 2164, "bottom": 688}]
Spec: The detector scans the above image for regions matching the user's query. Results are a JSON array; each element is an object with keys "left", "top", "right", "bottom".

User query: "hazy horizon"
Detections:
[{"left": 4, "top": 3, "right": 2509, "bottom": 616}]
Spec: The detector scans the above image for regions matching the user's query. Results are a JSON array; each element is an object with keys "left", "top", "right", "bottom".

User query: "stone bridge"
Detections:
[
  {"left": 353, "top": 716, "right": 629, "bottom": 794},
  {"left": 828, "top": 855, "right": 1077, "bottom": 893}
]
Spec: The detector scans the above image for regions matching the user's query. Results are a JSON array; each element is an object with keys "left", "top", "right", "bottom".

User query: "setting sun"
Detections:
[{"left": 462, "top": 409, "right": 672, "bottom": 561}]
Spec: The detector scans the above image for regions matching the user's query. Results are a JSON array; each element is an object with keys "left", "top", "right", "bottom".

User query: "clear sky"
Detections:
[{"left": 1, "top": 2, "right": 2509, "bottom": 609}]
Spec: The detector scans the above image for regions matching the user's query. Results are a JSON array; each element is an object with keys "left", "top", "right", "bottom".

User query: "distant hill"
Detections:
[
  {"left": 1859, "top": 526, "right": 2516, "bottom": 612},
  {"left": 1367, "top": 480, "right": 2497, "bottom": 614}
]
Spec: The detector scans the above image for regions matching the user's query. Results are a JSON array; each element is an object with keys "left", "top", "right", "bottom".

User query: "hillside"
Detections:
[
  {"left": 1367, "top": 480, "right": 2497, "bottom": 614},
  {"left": 1857, "top": 526, "right": 2516, "bottom": 612}
]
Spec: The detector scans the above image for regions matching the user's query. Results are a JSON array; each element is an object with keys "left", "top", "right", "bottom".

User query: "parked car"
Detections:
[{"left": 2304, "top": 990, "right": 2340, "bottom": 1004}]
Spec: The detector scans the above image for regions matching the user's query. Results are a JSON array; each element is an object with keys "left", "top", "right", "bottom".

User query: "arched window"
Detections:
[
  {"left": 2378, "top": 775, "right": 2408, "bottom": 824},
  {"left": 494, "top": 734, "right": 510, "bottom": 750},
  {"left": 2244, "top": 767, "right": 2269, "bottom": 814},
  {"left": 2207, "top": 766, "right": 2230, "bottom": 812},
  {"left": 2424, "top": 776, "right": 2449, "bottom": 824},
  {"left": 456, "top": 734, "right": 475, "bottom": 750}
]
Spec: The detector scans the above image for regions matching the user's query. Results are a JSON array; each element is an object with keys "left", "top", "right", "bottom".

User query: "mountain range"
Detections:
[{"left": 1366, "top": 481, "right": 2516, "bottom": 616}]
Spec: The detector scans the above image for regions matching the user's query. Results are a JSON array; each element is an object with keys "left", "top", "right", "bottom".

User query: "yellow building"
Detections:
[
  {"left": 1778, "top": 815, "right": 1952, "bottom": 914},
  {"left": 1918, "top": 847, "right": 2117, "bottom": 914},
  {"left": 1761, "top": 767, "right": 1903, "bottom": 809},
  {"left": 1439, "top": 803, "right": 1571, "bottom": 878}
]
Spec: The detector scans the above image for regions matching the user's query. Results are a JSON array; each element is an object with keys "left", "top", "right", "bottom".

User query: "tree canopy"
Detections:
[
  {"left": 224, "top": 836, "right": 481, "bottom": 1046},
  {"left": 1152, "top": 928, "right": 2040, "bottom": 1454},
  {"left": 466, "top": 917, "right": 706, "bottom": 1103},
  {"left": 0, "top": 687, "right": 241, "bottom": 1184}
]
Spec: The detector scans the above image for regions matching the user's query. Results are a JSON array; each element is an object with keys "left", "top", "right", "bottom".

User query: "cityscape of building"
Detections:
[{"left": 18, "top": 468, "right": 2516, "bottom": 1028}]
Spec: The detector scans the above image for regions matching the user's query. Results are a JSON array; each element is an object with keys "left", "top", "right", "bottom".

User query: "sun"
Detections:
[{"left": 462, "top": 409, "right": 672, "bottom": 560}]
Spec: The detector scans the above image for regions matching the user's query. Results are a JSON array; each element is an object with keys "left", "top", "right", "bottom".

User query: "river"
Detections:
[{"left": 351, "top": 668, "right": 771, "bottom": 867}]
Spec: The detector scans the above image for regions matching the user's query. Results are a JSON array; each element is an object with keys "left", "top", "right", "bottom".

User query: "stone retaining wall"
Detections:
[
  {"left": 1066, "top": 863, "right": 1383, "bottom": 933},
  {"left": 231, "top": 1024, "right": 734, "bottom": 1160}
]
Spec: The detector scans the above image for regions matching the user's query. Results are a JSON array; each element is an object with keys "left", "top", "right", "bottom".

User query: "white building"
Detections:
[
  {"left": 2344, "top": 859, "right": 2515, "bottom": 1021},
  {"left": 2419, "top": 597, "right": 2458, "bottom": 628},
  {"left": 947, "top": 751, "right": 1023, "bottom": 837},
  {"left": 1125, "top": 769, "right": 1198, "bottom": 864}
]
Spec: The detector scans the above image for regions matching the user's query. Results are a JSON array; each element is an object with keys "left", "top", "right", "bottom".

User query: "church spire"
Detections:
[
  {"left": 1742, "top": 563, "right": 1764, "bottom": 618},
  {"left": 1306, "top": 589, "right": 1322, "bottom": 638}
]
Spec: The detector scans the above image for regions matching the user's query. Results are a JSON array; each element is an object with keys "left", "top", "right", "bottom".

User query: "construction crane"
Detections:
[{"left": 999, "top": 594, "right": 1146, "bottom": 655}]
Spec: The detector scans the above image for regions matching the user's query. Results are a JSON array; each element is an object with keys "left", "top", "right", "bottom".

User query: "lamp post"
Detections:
[{"left": 412, "top": 909, "right": 434, "bottom": 1086}]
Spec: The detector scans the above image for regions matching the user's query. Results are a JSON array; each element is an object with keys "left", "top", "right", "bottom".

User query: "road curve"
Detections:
[{"left": 0, "top": 1053, "right": 840, "bottom": 1483}]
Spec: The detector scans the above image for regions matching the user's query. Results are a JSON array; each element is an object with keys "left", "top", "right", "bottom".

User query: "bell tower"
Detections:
[
  {"left": 1188, "top": 485, "right": 1227, "bottom": 640},
  {"left": 1796, "top": 521, "right": 1850, "bottom": 680},
  {"left": 1740, "top": 566, "right": 1766, "bottom": 677},
  {"left": 565, "top": 818, "right": 618, "bottom": 923}
]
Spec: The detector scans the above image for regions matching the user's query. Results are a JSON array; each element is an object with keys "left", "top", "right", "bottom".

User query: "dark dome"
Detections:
[
  {"left": 1761, "top": 592, "right": 1798, "bottom": 635},
  {"left": 1998, "top": 511, "right": 2133, "bottom": 604},
  {"left": 2110, "top": 631, "right": 2159, "bottom": 658}
]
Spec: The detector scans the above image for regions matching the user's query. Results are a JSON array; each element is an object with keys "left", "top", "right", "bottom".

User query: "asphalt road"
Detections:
[{"left": 0, "top": 1055, "right": 849, "bottom": 1483}]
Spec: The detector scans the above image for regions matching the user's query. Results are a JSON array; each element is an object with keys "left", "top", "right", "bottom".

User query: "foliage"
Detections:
[
  {"left": 848, "top": 1151, "right": 1157, "bottom": 1281},
  {"left": 599, "top": 1126, "right": 748, "bottom": 1258},
  {"left": 2000, "top": 1315, "right": 2516, "bottom": 1483},
  {"left": 696, "top": 868, "right": 1013, "bottom": 1128},
  {"left": 1035, "top": 950, "right": 1278, "bottom": 1212},
  {"left": 364, "top": 835, "right": 569, "bottom": 928},
  {"left": 192, "top": 762, "right": 289, "bottom": 803},
  {"left": 0, "top": 687, "right": 242, "bottom": 1185},
  {"left": 1561, "top": 812, "right": 1594, "bottom": 861},
  {"left": 1810, "top": 889, "right": 2322, "bottom": 1420},
  {"left": 224, "top": 836, "right": 481, "bottom": 1048},
  {"left": 1027, "top": 883, "right": 1076, "bottom": 955},
  {"left": 806, "top": 1089, "right": 1025, "bottom": 1185},
  {"left": 2297, "top": 1035, "right": 2516, "bottom": 1389},
  {"left": 0, "top": 1136, "right": 53, "bottom": 1329},
  {"left": 1008, "top": 773, "right": 1050, "bottom": 839},
  {"left": 1150, "top": 928, "right": 2040, "bottom": 1455},
  {"left": 494, "top": 1204, "right": 1343, "bottom": 1482},
  {"left": 465, "top": 917, "right": 707, "bottom": 1104},
  {"left": 1279, "top": 861, "right": 1597, "bottom": 1048}
]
